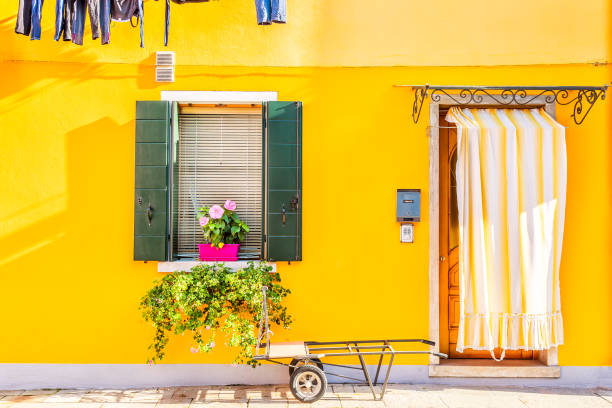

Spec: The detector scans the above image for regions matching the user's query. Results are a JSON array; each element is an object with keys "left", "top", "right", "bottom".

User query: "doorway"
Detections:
[{"left": 438, "top": 111, "right": 533, "bottom": 359}]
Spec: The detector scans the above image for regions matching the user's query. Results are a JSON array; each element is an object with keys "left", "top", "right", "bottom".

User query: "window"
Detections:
[
  {"left": 133, "top": 99, "right": 302, "bottom": 263},
  {"left": 174, "top": 106, "right": 263, "bottom": 260}
]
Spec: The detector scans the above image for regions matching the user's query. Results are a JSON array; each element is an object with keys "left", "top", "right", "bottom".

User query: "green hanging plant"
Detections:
[{"left": 140, "top": 262, "right": 292, "bottom": 366}]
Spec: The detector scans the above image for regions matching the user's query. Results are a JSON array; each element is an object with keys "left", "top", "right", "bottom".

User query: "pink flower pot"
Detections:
[{"left": 198, "top": 244, "right": 240, "bottom": 261}]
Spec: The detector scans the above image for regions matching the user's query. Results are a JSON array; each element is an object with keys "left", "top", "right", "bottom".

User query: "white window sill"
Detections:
[
  {"left": 429, "top": 359, "right": 560, "bottom": 378},
  {"left": 157, "top": 261, "right": 276, "bottom": 273}
]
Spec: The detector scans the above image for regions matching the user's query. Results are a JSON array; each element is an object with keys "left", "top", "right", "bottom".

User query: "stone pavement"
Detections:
[{"left": 1, "top": 384, "right": 612, "bottom": 408}]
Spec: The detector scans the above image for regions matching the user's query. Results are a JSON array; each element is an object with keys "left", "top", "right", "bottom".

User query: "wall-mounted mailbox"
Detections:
[{"left": 397, "top": 189, "right": 421, "bottom": 222}]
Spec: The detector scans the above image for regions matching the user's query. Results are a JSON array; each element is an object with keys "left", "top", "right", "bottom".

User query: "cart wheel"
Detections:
[
  {"left": 290, "top": 365, "right": 327, "bottom": 403},
  {"left": 288, "top": 358, "right": 323, "bottom": 375}
]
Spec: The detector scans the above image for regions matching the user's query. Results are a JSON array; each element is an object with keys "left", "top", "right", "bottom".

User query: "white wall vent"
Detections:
[
  {"left": 156, "top": 66, "right": 175, "bottom": 82},
  {"left": 155, "top": 51, "right": 175, "bottom": 83}
]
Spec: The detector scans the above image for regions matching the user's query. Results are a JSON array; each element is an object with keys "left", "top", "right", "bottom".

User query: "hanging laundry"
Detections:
[
  {"left": 54, "top": 0, "right": 110, "bottom": 44},
  {"left": 111, "top": 0, "right": 144, "bottom": 47},
  {"left": 100, "top": 0, "right": 111, "bottom": 44},
  {"left": 255, "top": 0, "right": 286, "bottom": 25},
  {"left": 162, "top": 0, "right": 209, "bottom": 46},
  {"left": 73, "top": 0, "right": 100, "bottom": 45},
  {"left": 54, "top": 0, "right": 71, "bottom": 41},
  {"left": 15, "top": 0, "right": 44, "bottom": 40}
]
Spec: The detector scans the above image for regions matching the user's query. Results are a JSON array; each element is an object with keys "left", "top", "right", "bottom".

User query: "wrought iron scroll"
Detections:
[{"left": 407, "top": 85, "right": 608, "bottom": 125}]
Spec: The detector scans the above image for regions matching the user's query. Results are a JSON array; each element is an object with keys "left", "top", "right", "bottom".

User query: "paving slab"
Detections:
[
  {"left": 430, "top": 386, "right": 527, "bottom": 408},
  {"left": 339, "top": 399, "right": 385, "bottom": 408},
  {"left": 330, "top": 385, "right": 354, "bottom": 395},
  {"left": 1, "top": 404, "right": 101, "bottom": 408},
  {"left": 594, "top": 389, "right": 612, "bottom": 405},
  {"left": 247, "top": 401, "right": 289, "bottom": 407},
  {"left": 119, "top": 389, "right": 163, "bottom": 403},
  {"left": 80, "top": 391, "right": 124, "bottom": 403},
  {"left": 44, "top": 392, "right": 87, "bottom": 403},
  {"left": 0, "top": 395, "right": 54, "bottom": 404},
  {"left": 499, "top": 386, "right": 610, "bottom": 408},
  {"left": 21, "top": 391, "right": 57, "bottom": 397},
  {"left": 190, "top": 402, "right": 247, "bottom": 407},
  {"left": 157, "top": 397, "right": 193, "bottom": 407},
  {"left": 381, "top": 386, "right": 447, "bottom": 408}
]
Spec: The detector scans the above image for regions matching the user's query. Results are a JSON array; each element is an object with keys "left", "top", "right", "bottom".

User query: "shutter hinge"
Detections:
[{"left": 263, "top": 234, "right": 267, "bottom": 242}]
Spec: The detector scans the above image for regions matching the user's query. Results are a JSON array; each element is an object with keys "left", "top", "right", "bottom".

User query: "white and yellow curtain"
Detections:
[{"left": 445, "top": 108, "right": 566, "bottom": 360}]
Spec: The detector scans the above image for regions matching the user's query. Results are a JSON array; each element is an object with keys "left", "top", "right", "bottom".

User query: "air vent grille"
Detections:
[
  {"left": 156, "top": 66, "right": 175, "bottom": 82},
  {"left": 156, "top": 51, "right": 175, "bottom": 66},
  {"left": 155, "top": 51, "right": 175, "bottom": 83}
]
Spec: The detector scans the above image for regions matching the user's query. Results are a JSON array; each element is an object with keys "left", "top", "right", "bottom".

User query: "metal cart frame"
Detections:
[{"left": 253, "top": 287, "right": 448, "bottom": 402}]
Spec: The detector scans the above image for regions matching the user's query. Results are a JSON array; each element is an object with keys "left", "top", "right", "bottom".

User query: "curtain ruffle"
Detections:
[{"left": 456, "top": 311, "right": 564, "bottom": 352}]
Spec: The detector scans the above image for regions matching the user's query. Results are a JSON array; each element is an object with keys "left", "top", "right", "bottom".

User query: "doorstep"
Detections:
[
  {"left": 158, "top": 261, "right": 276, "bottom": 273},
  {"left": 429, "top": 359, "right": 560, "bottom": 378}
]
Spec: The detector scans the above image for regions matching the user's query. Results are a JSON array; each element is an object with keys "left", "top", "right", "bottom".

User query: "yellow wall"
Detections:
[
  {"left": 1, "top": 0, "right": 610, "bottom": 66},
  {"left": 1, "top": 0, "right": 612, "bottom": 368},
  {"left": 0, "top": 61, "right": 611, "bottom": 366}
]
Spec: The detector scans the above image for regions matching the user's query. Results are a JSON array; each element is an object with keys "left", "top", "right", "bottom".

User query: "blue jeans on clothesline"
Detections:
[
  {"left": 15, "top": 0, "right": 43, "bottom": 40},
  {"left": 255, "top": 0, "right": 286, "bottom": 25}
]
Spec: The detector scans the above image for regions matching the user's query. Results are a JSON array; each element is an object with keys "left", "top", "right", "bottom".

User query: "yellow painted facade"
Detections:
[{"left": 0, "top": 0, "right": 611, "bottom": 369}]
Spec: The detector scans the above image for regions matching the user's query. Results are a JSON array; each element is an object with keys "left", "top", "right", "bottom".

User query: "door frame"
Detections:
[{"left": 427, "top": 95, "right": 558, "bottom": 367}]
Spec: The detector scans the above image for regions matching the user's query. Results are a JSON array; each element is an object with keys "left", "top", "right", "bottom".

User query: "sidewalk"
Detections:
[{"left": 1, "top": 384, "right": 611, "bottom": 408}]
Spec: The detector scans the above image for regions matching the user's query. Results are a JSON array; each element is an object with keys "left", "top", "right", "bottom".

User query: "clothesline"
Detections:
[{"left": 15, "top": 0, "right": 287, "bottom": 48}]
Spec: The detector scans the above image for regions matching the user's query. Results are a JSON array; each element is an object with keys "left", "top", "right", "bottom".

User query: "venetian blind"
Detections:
[{"left": 175, "top": 111, "right": 263, "bottom": 259}]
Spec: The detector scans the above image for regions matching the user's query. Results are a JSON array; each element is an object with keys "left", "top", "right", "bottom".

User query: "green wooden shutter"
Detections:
[
  {"left": 134, "top": 101, "right": 171, "bottom": 261},
  {"left": 264, "top": 101, "right": 302, "bottom": 261}
]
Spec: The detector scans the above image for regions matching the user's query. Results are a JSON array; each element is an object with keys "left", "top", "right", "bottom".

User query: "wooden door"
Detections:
[{"left": 439, "top": 115, "right": 533, "bottom": 359}]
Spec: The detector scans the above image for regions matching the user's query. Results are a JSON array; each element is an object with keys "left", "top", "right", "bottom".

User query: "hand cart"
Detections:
[{"left": 253, "top": 287, "right": 448, "bottom": 403}]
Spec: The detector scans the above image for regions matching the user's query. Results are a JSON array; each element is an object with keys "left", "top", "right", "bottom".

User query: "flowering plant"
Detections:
[
  {"left": 197, "top": 200, "right": 249, "bottom": 248},
  {"left": 140, "top": 262, "right": 292, "bottom": 365}
]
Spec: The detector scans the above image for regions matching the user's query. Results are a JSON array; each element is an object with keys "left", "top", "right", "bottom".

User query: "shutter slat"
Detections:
[{"left": 174, "top": 111, "right": 263, "bottom": 258}]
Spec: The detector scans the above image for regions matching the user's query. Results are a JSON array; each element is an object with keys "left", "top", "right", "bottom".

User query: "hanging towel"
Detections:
[{"left": 445, "top": 108, "right": 566, "bottom": 360}]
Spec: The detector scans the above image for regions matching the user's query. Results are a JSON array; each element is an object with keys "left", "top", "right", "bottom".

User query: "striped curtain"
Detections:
[{"left": 445, "top": 108, "right": 566, "bottom": 360}]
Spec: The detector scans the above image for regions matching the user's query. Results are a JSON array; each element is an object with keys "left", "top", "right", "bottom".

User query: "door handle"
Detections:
[
  {"left": 290, "top": 195, "right": 299, "bottom": 211},
  {"left": 282, "top": 204, "right": 286, "bottom": 225},
  {"left": 440, "top": 256, "right": 445, "bottom": 262},
  {"left": 146, "top": 204, "right": 153, "bottom": 227}
]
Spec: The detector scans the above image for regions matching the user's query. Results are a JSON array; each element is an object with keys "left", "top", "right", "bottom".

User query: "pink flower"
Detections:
[
  {"left": 210, "top": 342, "right": 215, "bottom": 348},
  {"left": 148, "top": 360, "right": 153, "bottom": 365},
  {"left": 205, "top": 326, "right": 211, "bottom": 330},
  {"left": 190, "top": 347, "right": 199, "bottom": 353},
  {"left": 209, "top": 205, "right": 224, "bottom": 219},
  {"left": 224, "top": 200, "right": 237, "bottom": 211},
  {"left": 199, "top": 216, "right": 209, "bottom": 227}
]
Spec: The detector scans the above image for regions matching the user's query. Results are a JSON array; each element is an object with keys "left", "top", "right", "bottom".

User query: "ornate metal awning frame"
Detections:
[{"left": 396, "top": 85, "right": 608, "bottom": 125}]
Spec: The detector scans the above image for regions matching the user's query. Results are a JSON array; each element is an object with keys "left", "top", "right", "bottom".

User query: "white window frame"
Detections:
[
  {"left": 159, "top": 91, "right": 278, "bottom": 271},
  {"left": 161, "top": 91, "right": 278, "bottom": 104}
]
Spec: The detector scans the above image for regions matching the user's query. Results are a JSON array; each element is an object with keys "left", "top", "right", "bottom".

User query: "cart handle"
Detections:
[{"left": 255, "top": 286, "right": 271, "bottom": 357}]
